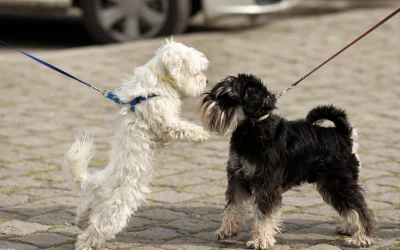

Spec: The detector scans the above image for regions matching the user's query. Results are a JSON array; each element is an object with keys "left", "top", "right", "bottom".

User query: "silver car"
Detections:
[{"left": 0, "top": 0, "right": 299, "bottom": 44}]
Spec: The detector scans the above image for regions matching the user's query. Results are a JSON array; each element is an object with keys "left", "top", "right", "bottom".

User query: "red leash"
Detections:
[{"left": 277, "top": 6, "right": 400, "bottom": 98}]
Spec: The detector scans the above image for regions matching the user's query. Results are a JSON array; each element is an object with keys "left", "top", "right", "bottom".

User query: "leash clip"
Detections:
[{"left": 102, "top": 89, "right": 110, "bottom": 98}]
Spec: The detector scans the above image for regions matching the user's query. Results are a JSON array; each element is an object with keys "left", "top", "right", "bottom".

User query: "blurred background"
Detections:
[{"left": 0, "top": 0, "right": 396, "bottom": 51}]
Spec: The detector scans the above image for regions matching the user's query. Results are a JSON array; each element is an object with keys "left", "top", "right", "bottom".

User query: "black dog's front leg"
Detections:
[
  {"left": 247, "top": 183, "right": 283, "bottom": 250},
  {"left": 216, "top": 153, "right": 251, "bottom": 239}
]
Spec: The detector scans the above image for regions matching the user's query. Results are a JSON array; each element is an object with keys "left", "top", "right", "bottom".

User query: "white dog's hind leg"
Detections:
[
  {"left": 75, "top": 189, "right": 139, "bottom": 250},
  {"left": 75, "top": 197, "right": 92, "bottom": 230}
]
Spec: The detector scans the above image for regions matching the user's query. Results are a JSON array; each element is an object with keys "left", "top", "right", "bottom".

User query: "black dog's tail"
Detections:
[{"left": 306, "top": 105, "right": 352, "bottom": 136}]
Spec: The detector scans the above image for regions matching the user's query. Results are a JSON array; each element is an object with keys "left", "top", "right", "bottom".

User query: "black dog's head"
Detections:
[{"left": 200, "top": 74, "right": 277, "bottom": 135}]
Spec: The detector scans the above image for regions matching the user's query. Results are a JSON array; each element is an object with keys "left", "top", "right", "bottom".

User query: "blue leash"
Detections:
[{"left": 0, "top": 40, "right": 155, "bottom": 112}]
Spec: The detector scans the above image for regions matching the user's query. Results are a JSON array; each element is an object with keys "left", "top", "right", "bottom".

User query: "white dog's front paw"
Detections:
[
  {"left": 195, "top": 130, "right": 209, "bottom": 142},
  {"left": 246, "top": 236, "right": 276, "bottom": 250},
  {"left": 187, "top": 126, "right": 209, "bottom": 142}
]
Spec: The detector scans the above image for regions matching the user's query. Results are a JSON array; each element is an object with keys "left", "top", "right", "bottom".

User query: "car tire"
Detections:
[
  {"left": 158, "top": 0, "right": 191, "bottom": 36},
  {"left": 81, "top": 0, "right": 191, "bottom": 44}
]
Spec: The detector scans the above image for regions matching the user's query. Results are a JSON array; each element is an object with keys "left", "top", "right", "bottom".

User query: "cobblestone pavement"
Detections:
[{"left": 1, "top": 3, "right": 399, "bottom": 250}]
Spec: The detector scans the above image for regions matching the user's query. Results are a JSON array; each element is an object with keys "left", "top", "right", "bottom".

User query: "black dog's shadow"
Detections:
[{"left": 2, "top": 204, "right": 398, "bottom": 249}]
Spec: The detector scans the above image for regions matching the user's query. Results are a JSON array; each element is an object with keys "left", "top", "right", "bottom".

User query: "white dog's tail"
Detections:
[{"left": 65, "top": 132, "right": 94, "bottom": 190}]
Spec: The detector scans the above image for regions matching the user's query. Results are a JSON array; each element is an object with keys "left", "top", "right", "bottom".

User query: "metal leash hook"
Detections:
[{"left": 276, "top": 6, "right": 400, "bottom": 99}]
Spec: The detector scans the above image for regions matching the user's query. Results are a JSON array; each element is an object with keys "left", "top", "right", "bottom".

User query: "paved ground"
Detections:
[{"left": 0, "top": 2, "right": 399, "bottom": 250}]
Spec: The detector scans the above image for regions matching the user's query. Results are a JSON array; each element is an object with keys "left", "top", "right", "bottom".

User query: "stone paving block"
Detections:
[
  {"left": 153, "top": 172, "right": 206, "bottom": 187},
  {"left": 301, "top": 204, "right": 338, "bottom": 218},
  {"left": 149, "top": 190, "right": 200, "bottom": 203},
  {"left": 374, "top": 192, "right": 400, "bottom": 204},
  {"left": 376, "top": 209, "right": 400, "bottom": 223},
  {"left": 119, "top": 227, "right": 182, "bottom": 244},
  {"left": 135, "top": 209, "right": 187, "bottom": 222},
  {"left": 19, "top": 188, "right": 74, "bottom": 199},
  {"left": 49, "top": 225, "right": 81, "bottom": 236},
  {"left": 183, "top": 183, "right": 226, "bottom": 196},
  {"left": 12, "top": 232, "right": 74, "bottom": 248},
  {"left": 307, "top": 244, "right": 341, "bottom": 250},
  {"left": 0, "top": 220, "right": 50, "bottom": 236},
  {"left": 283, "top": 213, "right": 335, "bottom": 230},
  {"left": 166, "top": 218, "right": 220, "bottom": 234},
  {"left": 191, "top": 169, "right": 226, "bottom": 181},
  {"left": 162, "top": 237, "right": 220, "bottom": 250},
  {"left": 0, "top": 211, "right": 27, "bottom": 222},
  {"left": 170, "top": 203, "right": 223, "bottom": 217},
  {"left": 200, "top": 213, "right": 222, "bottom": 223},
  {"left": 27, "top": 212, "right": 75, "bottom": 225},
  {"left": 375, "top": 228, "right": 400, "bottom": 240},
  {"left": 125, "top": 217, "right": 158, "bottom": 231},
  {"left": 22, "top": 196, "right": 80, "bottom": 208},
  {"left": 45, "top": 245, "right": 75, "bottom": 250},
  {"left": 0, "top": 194, "right": 30, "bottom": 207},
  {"left": 196, "top": 196, "right": 226, "bottom": 207},
  {"left": 0, "top": 177, "right": 45, "bottom": 190},
  {"left": 2, "top": 206, "right": 62, "bottom": 219},
  {"left": 0, "top": 240, "right": 39, "bottom": 250},
  {"left": 282, "top": 195, "right": 325, "bottom": 207},
  {"left": 278, "top": 231, "right": 334, "bottom": 246},
  {"left": 101, "top": 242, "right": 142, "bottom": 250}
]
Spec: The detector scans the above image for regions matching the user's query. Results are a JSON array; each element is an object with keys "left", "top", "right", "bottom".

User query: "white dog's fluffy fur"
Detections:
[{"left": 65, "top": 39, "right": 209, "bottom": 250}]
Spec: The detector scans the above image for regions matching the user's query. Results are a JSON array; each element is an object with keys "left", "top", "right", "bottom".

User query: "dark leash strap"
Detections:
[
  {"left": 276, "top": 6, "right": 400, "bottom": 98},
  {"left": 0, "top": 40, "right": 156, "bottom": 111}
]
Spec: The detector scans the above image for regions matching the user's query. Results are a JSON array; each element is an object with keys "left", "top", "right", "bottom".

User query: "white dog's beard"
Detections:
[{"left": 180, "top": 78, "right": 207, "bottom": 97}]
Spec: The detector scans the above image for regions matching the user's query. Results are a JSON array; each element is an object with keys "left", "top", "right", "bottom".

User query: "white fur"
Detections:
[
  {"left": 344, "top": 210, "right": 373, "bottom": 247},
  {"left": 246, "top": 209, "right": 281, "bottom": 250},
  {"left": 336, "top": 216, "right": 353, "bottom": 235},
  {"left": 351, "top": 127, "right": 362, "bottom": 169},
  {"left": 65, "top": 38, "right": 209, "bottom": 250},
  {"left": 216, "top": 204, "right": 246, "bottom": 239}
]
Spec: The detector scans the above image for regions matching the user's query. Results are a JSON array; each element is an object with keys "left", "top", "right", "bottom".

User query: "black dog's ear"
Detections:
[
  {"left": 237, "top": 74, "right": 276, "bottom": 119},
  {"left": 200, "top": 76, "right": 243, "bottom": 135}
]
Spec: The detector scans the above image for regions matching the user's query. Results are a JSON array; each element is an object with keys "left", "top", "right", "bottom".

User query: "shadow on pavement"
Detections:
[{"left": 1, "top": 204, "right": 398, "bottom": 249}]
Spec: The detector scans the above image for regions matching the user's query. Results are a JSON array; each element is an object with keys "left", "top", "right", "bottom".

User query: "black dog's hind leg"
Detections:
[
  {"left": 317, "top": 157, "right": 374, "bottom": 247},
  {"left": 216, "top": 153, "right": 251, "bottom": 239}
]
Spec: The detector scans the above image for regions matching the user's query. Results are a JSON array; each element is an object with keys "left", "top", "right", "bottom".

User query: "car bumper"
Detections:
[{"left": 202, "top": 0, "right": 299, "bottom": 20}]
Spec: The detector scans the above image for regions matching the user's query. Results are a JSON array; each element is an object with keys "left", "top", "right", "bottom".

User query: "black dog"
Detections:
[{"left": 200, "top": 74, "right": 374, "bottom": 249}]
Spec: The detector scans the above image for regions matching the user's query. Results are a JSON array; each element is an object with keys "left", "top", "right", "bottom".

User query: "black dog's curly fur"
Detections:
[{"left": 200, "top": 74, "right": 374, "bottom": 249}]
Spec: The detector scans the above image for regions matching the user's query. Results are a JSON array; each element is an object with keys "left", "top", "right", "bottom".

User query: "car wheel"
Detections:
[{"left": 81, "top": 0, "right": 191, "bottom": 44}]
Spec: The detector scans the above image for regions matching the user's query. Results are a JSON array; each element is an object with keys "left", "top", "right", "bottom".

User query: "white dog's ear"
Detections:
[{"left": 162, "top": 50, "right": 184, "bottom": 79}]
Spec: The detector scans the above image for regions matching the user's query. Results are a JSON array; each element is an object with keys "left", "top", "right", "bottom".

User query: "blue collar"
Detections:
[{"left": 105, "top": 91, "right": 157, "bottom": 112}]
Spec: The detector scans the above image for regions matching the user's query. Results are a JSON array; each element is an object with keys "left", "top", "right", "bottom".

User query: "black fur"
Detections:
[{"left": 201, "top": 74, "right": 375, "bottom": 248}]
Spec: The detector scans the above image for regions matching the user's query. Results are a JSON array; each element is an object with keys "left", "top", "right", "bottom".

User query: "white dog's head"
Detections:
[{"left": 154, "top": 38, "right": 209, "bottom": 97}]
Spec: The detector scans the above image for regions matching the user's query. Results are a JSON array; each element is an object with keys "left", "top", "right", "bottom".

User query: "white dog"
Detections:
[{"left": 65, "top": 39, "right": 209, "bottom": 250}]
